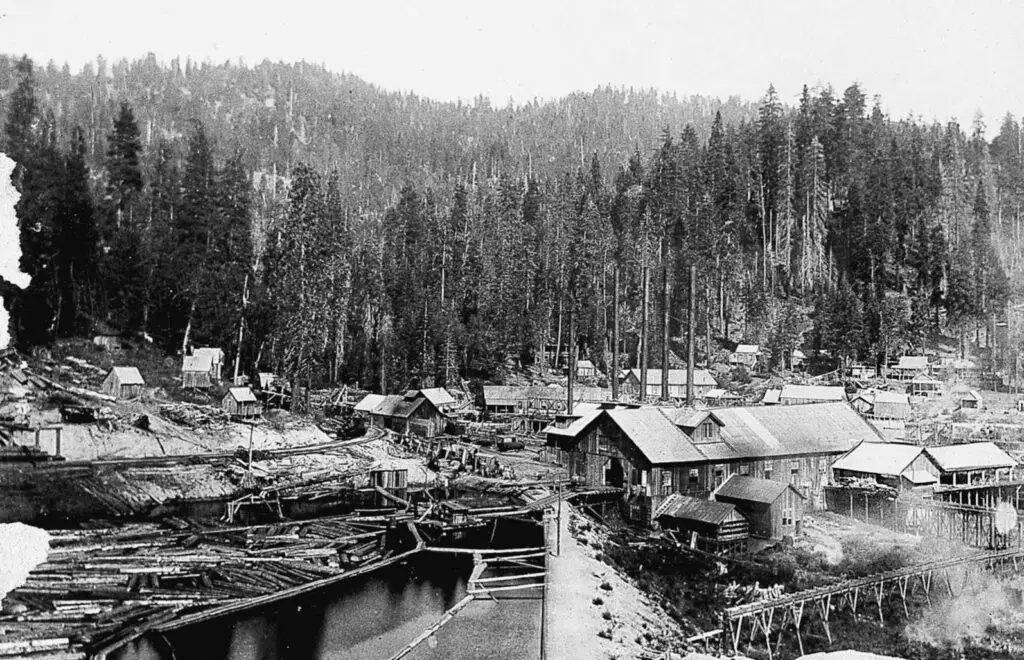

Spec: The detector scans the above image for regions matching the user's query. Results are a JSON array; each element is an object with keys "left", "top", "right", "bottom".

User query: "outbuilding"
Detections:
[
  {"left": 223, "top": 387, "right": 261, "bottom": 418},
  {"left": 102, "top": 367, "right": 145, "bottom": 400},
  {"left": 779, "top": 384, "right": 846, "bottom": 405},
  {"left": 575, "top": 359, "right": 597, "bottom": 379},
  {"left": 713, "top": 474, "right": 805, "bottom": 540},
  {"left": 181, "top": 353, "right": 214, "bottom": 389},
  {"left": 730, "top": 345, "right": 761, "bottom": 368},
  {"left": 909, "top": 374, "right": 942, "bottom": 398},
  {"left": 955, "top": 390, "right": 982, "bottom": 410},
  {"left": 925, "top": 442, "right": 1017, "bottom": 486},
  {"left": 193, "top": 347, "right": 225, "bottom": 381},
  {"left": 655, "top": 494, "right": 749, "bottom": 547},
  {"left": 831, "top": 441, "right": 937, "bottom": 491}
]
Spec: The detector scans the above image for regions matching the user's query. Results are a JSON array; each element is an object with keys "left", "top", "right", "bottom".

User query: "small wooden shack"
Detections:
[
  {"left": 575, "top": 359, "right": 597, "bottom": 379},
  {"left": 193, "top": 347, "right": 225, "bottom": 381},
  {"left": 223, "top": 387, "right": 261, "bottom": 418},
  {"left": 894, "top": 356, "right": 929, "bottom": 380},
  {"left": 730, "top": 344, "right": 761, "bottom": 368},
  {"left": 655, "top": 494, "right": 749, "bottom": 547},
  {"left": 778, "top": 385, "right": 846, "bottom": 405},
  {"left": 181, "top": 353, "right": 213, "bottom": 389},
  {"left": 713, "top": 475, "right": 804, "bottom": 540},
  {"left": 102, "top": 367, "right": 145, "bottom": 400},
  {"left": 955, "top": 389, "right": 982, "bottom": 410},
  {"left": 909, "top": 374, "right": 942, "bottom": 398}
]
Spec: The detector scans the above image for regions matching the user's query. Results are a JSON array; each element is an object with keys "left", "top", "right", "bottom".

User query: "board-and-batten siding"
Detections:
[{"left": 650, "top": 453, "right": 833, "bottom": 507}]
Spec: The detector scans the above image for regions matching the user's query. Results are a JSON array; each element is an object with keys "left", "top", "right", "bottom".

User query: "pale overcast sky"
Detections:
[{"left": 0, "top": 0, "right": 1022, "bottom": 135}]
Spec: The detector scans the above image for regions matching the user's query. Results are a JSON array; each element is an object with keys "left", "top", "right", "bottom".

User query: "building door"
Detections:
[{"left": 605, "top": 458, "right": 624, "bottom": 488}]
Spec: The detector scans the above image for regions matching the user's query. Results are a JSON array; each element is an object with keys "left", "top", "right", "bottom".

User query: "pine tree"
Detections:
[{"left": 104, "top": 102, "right": 144, "bottom": 231}]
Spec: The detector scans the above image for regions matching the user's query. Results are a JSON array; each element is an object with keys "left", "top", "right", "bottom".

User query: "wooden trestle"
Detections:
[{"left": 723, "top": 548, "right": 1024, "bottom": 660}]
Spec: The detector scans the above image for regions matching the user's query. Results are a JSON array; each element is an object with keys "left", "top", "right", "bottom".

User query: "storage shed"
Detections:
[
  {"left": 102, "top": 367, "right": 145, "bottom": 400},
  {"left": 193, "top": 347, "right": 225, "bottom": 381},
  {"left": 955, "top": 390, "right": 982, "bottom": 410},
  {"left": 831, "top": 442, "right": 938, "bottom": 491},
  {"left": 181, "top": 353, "right": 213, "bottom": 389},
  {"left": 713, "top": 475, "right": 805, "bottom": 540},
  {"left": 779, "top": 385, "right": 846, "bottom": 405},
  {"left": 575, "top": 359, "right": 597, "bottom": 379},
  {"left": 223, "top": 387, "right": 261, "bottom": 418},
  {"left": 655, "top": 494, "right": 749, "bottom": 544},
  {"left": 925, "top": 442, "right": 1017, "bottom": 486}
]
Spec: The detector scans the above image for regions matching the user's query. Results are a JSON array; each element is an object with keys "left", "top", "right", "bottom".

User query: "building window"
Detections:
[
  {"left": 764, "top": 466, "right": 773, "bottom": 480},
  {"left": 739, "top": 464, "right": 750, "bottom": 476},
  {"left": 688, "top": 468, "right": 699, "bottom": 486},
  {"left": 714, "top": 466, "right": 725, "bottom": 480},
  {"left": 790, "top": 461, "right": 800, "bottom": 475},
  {"left": 662, "top": 470, "right": 674, "bottom": 496},
  {"left": 700, "top": 422, "right": 714, "bottom": 440},
  {"left": 597, "top": 431, "right": 610, "bottom": 454}
]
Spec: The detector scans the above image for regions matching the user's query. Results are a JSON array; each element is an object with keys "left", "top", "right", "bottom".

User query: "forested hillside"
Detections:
[{"left": 1, "top": 54, "right": 1021, "bottom": 394}]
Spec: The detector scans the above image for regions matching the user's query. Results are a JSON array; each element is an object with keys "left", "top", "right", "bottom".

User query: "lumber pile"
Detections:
[
  {"left": 0, "top": 514, "right": 395, "bottom": 657},
  {"left": 158, "top": 402, "right": 229, "bottom": 427}
]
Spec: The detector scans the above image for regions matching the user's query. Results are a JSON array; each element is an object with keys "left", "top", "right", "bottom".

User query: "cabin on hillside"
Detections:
[
  {"left": 575, "top": 359, "right": 597, "bottom": 379},
  {"left": 848, "top": 364, "right": 877, "bottom": 380},
  {"left": 924, "top": 442, "right": 1016, "bottom": 486},
  {"left": 730, "top": 345, "right": 761, "bottom": 369},
  {"left": 908, "top": 373, "right": 942, "bottom": 398},
  {"left": 779, "top": 385, "right": 847, "bottom": 406},
  {"left": 193, "top": 347, "right": 225, "bottom": 381},
  {"left": 954, "top": 389, "right": 982, "bottom": 410},
  {"left": 831, "top": 442, "right": 938, "bottom": 491},
  {"left": 181, "top": 353, "right": 214, "bottom": 389},
  {"left": 367, "top": 390, "right": 447, "bottom": 438},
  {"left": 544, "top": 401, "right": 878, "bottom": 524},
  {"left": 713, "top": 475, "right": 805, "bottom": 540},
  {"left": 223, "top": 387, "right": 261, "bottom": 418},
  {"left": 849, "top": 390, "right": 911, "bottom": 420},
  {"left": 619, "top": 368, "right": 717, "bottom": 400},
  {"left": 893, "top": 356, "right": 929, "bottom": 380},
  {"left": 102, "top": 367, "right": 145, "bottom": 400}
]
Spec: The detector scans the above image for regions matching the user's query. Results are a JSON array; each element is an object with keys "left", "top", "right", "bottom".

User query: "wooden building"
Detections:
[
  {"left": 102, "top": 367, "right": 145, "bottom": 400},
  {"left": 367, "top": 390, "right": 447, "bottom": 437},
  {"left": 893, "top": 356, "right": 929, "bottom": 380},
  {"left": 831, "top": 442, "right": 938, "bottom": 491},
  {"left": 181, "top": 353, "right": 214, "bottom": 389},
  {"left": 354, "top": 393, "right": 387, "bottom": 418},
  {"left": 545, "top": 401, "right": 879, "bottom": 524},
  {"left": 705, "top": 389, "right": 745, "bottom": 407},
  {"left": 909, "top": 374, "right": 942, "bottom": 398},
  {"left": 849, "top": 390, "right": 910, "bottom": 420},
  {"left": 713, "top": 475, "right": 805, "bottom": 540},
  {"left": 778, "top": 385, "right": 846, "bottom": 405},
  {"left": 482, "top": 385, "right": 611, "bottom": 415},
  {"left": 848, "top": 364, "right": 877, "bottom": 379},
  {"left": 418, "top": 387, "right": 457, "bottom": 413},
  {"left": 954, "top": 389, "right": 982, "bottom": 410},
  {"left": 223, "top": 387, "right": 261, "bottom": 418},
  {"left": 924, "top": 442, "right": 1016, "bottom": 486},
  {"left": 655, "top": 493, "right": 749, "bottom": 547},
  {"left": 730, "top": 345, "right": 761, "bottom": 368},
  {"left": 193, "top": 347, "right": 225, "bottom": 381},
  {"left": 575, "top": 359, "right": 597, "bottom": 379},
  {"left": 619, "top": 368, "right": 717, "bottom": 400}
]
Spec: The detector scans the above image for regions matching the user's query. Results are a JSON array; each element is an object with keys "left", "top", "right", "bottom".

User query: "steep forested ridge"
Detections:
[{"left": 0, "top": 54, "right": 1021, "bottom": 395}]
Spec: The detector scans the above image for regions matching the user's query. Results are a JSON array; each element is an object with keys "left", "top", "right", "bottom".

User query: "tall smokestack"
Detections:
[
  {"left": 687, "top": 265, "right": 696, "bottom": 406},
  {"left": 567, "top": 307, "right": 575, "bottom": 416},
  {"left": 612, "top": 265, "right": 620, "bottom": 401},
  {"left": 639, "top": 265, "right": 649, "bottom": 402},
  {"left": 661, "top": 261, "right": 669, "bottom": 401}
]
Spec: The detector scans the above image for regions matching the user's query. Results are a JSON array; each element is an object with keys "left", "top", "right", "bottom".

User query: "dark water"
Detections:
[{"left": 115, "top": 523, "right": 544, "bottom": 660}]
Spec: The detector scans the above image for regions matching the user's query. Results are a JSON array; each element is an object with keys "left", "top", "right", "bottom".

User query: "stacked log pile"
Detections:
[{"left": 0, "top": 514, "right": 394, "bottom": 658}]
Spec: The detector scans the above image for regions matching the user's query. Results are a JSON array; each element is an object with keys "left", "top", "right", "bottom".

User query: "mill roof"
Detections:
[
  {"left": 925, "top": 442, "right": 1016, "bottom": 472},
  {"left": 418, "top": 387, "right": 456, "bottom": 407},
  {"left": 624, "top": 368, "right": 717, "bottom": 387},
  {"left": 832, "top": 442, "right": 926, "bottom": 477},
  {"left": 658, "top": 495, "right": 742, "bottom": 526},
  {"left": 354, "top": 393, "right": 387, "bottom": 413},
  {"left": 779, "top": 385, "right": 846, "bottom": 402}
]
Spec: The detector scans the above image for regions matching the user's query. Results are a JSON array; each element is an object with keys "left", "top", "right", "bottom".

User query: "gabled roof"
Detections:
[
  {"left": 542, "top": 406, "right": 606, "bottom": 439},
  {"left": 226, "top": 387, "right": 258, "bottom": 403},
  {"left": 109, "top": 366, "right": 144, "bottom": 385},
  {"left": 762, "top": 389, "right": 782, "bottom": 404},
  {"left": 371, "top": 394, "right": 431, "bottom": 419},
  {"left": 624, "top": 368, "right": 717, "bottom": 387},
  {"left": 925, "top": 442, "right": 1016, "bottom": 472},
  {"left": 675, "top": 409, "right": 725, "bottom": 429},
  {"left": 604, "top": 408, "right": 706, "bottom": 465},
  {"left": 875, "top": 390, "right": 910, "bottom": 405},
  {"left": 779, "top": 385, "right": 846, "bottom": 402},
  {"left": 658, "top": 495, "right": 743, "bottom": 526},
  {"left": 832, "top": 442, "right": 926, "bottom": 477},
  {"left": 419, "top": 387, "right": 456, "bottom": 407},
  {"left": 734, "top": 344, "right": 760, "bottom": 354},
  {"left": 714, "top": 474, "right": 803, "bottom": 504},
  {"left": 354, "top": 393, "right": 387, "bottom": 413},
  {"left": 896, "top": 356, "right": 928, "bottom": 370},
  {"left": 194, "top": 347, "right": 224, "bottom": 364},
  {"left": 706, "top": 402, "right": 879, "bottom": 461},
  {"left": 182, "top": 353, "right": 213, "bottom": 372},
  {"left": 576, "top": 359, "right": 596, "bottom": 370},
  {"left": 911, "top": 373, "right": 942, "bottom": 384}
]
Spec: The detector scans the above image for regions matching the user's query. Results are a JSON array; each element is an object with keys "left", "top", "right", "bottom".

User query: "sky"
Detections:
[{"left": 0, "top": 0, "right": 1022, "bottom": 135}]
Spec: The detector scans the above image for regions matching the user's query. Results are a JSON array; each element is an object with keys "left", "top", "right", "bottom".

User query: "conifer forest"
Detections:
[{"left": 1, "top": 54, "right": 1022, "bottom": 394}]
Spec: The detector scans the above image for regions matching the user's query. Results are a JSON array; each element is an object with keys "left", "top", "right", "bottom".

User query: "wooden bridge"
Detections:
[{"left": 723, "top": 548, "right": 1024, "bottom": 660}]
